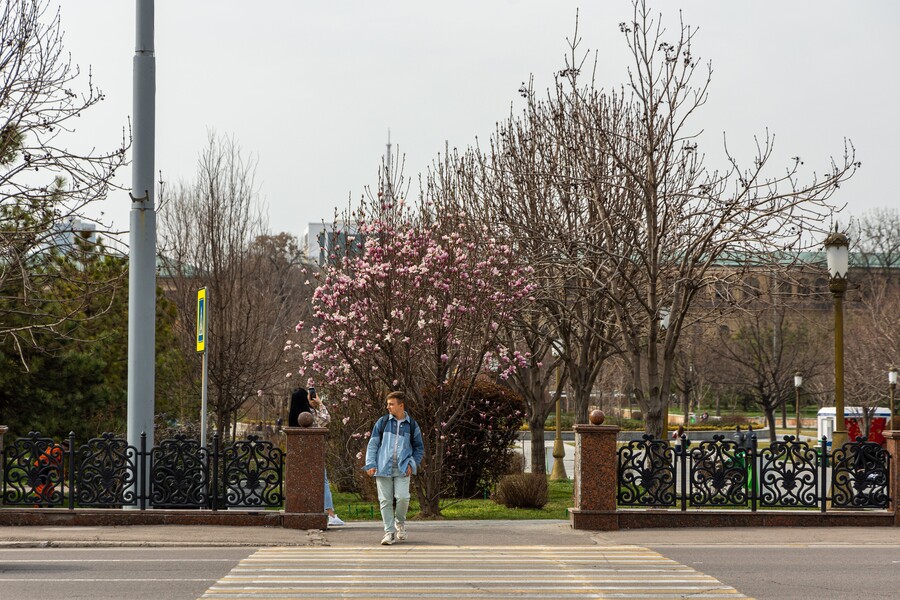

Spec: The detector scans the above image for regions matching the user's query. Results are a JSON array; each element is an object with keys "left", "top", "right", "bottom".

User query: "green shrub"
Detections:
[
  {"left": 440, "top": 378, "right": 527, "bottom": 498},
  {"left": 493, "top": 473, "right": 548, "bottom": 509},
  {"left": 544, "top": 412, "right": 575, "bottom": 431}
]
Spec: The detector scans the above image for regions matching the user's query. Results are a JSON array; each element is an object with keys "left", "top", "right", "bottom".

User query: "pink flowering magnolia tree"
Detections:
[{"left": 299, "top": 200, "right": 534, "bottom": 516}]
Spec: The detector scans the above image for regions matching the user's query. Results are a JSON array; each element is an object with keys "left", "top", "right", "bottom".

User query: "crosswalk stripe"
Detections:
[{"left": 199, "top": 546, "right": 749, "bottom": 599}]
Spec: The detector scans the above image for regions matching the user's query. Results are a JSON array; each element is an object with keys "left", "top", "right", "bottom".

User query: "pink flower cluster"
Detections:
[{"left": 297, "top": 208, "right": 535, "bottom": 410}]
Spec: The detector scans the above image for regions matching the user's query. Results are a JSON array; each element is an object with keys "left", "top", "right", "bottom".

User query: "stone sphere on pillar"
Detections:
[
  {"left": 589, "top": 410, "right": 605, "bottom": 425},
  {"left": 298, "top": 411, "right": 314, "bottom": 427}
]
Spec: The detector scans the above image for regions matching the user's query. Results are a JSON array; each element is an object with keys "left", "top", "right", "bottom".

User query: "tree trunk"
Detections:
[
  {"left": 643, "top": 401, "right": 665, "bottom": 440},
  {"left": 764, "top": 407, "right": 777, "bottom": 442},
  {"left": 573, "top": 386, "right": 592, "bottom": 426},
  {"left": 414, "top": 465, "right": 443, "bottom": 518},
  {"left": 682, "top": 386, "right": 691, "bottom": 426},
  {"left": 780, "top": 399, "right": 787, "bottom": 429},
  {"left": 529, "top": 415, "right": 547, "bottom": 475}
]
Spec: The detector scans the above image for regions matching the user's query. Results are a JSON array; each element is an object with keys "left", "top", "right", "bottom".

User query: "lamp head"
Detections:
[
  {"left": 890, "top": 367, "right": 899, "bottom": 386},
  {"left": 794, "top": 372, "right": 803, "bottom": 388},
  {"left": 823, "top": 228, "right": 850, "bottom": 280}
]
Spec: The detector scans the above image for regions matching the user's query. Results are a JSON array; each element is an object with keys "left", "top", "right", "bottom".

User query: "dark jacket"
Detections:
[{"left": 288, "top": 388, "right": 312, "bottom": 427}]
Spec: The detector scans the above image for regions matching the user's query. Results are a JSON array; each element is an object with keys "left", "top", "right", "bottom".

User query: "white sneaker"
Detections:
[
  {"left": 328, "top": 515, "right": 345, "bottom": 526},
  {"left": 380, "top": 532, "right": 395, "bottom": 545},
  {"left": 395, "top": 520, "right": 407, "bottom": 541}
]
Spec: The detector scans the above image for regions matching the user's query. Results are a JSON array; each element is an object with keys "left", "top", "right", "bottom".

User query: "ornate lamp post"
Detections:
[
  {"left": 889, "top": 367, "right": 898, "bottom": 429},
  {"left": 549, "top": 341, "right": 567, "bottom": 481},
  {"left": 824, "top": 229, "right": 850, "bottom": 449},
  {"left": 794, "top": 372, "right": 803, "bottom": 440},
  {"left": 659, "top": 307, "right": 671, "bottom": 440}
]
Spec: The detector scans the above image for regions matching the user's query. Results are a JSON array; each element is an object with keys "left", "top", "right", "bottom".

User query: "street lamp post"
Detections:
[
  {"left": 825, "top": 228, "right": 850, "bottom": 449},
  {"left": 550, "top": 342, "right": 567, "bottom": 481},
  {"left": 794, "top": 372, "right": 803, "bottom": 440},
  {"left": 659, "top": 307, "right": 671, "bottom": 440},
  {"left": 889, "top": 367, "right": 898, "bottom": 429}
]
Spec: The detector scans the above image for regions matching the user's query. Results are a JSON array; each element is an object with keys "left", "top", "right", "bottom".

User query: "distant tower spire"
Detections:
[{"left": 384, "top": 129, "right": 394, "bottom": 204}]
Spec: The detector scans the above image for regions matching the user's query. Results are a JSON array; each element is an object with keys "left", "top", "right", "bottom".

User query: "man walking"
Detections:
[{"left": 364, "top": 391, "right": 425, "bottom": 545}]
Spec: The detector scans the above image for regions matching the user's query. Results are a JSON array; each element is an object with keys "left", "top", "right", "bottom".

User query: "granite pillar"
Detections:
[
  {"left": 885, "top": 430, "right": 900, "bottom": 527},
  {"left": 569, "top": 424, "right": 620, "bottom": 530},
  {"left": 0, "top": 425, "right": 6, "bottom": 507},
  {"left": 282, "top": 426, "right": 328, "bottom": 530}
]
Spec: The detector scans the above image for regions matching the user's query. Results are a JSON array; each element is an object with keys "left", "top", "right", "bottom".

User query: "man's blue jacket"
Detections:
[{"left": 363, "top": 413, "right": 425, "bottom": 477}]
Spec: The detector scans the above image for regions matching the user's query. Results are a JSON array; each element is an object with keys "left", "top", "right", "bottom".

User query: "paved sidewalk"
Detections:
[{"left": 1, "top": 520, "right": 899, "bottom": 548}]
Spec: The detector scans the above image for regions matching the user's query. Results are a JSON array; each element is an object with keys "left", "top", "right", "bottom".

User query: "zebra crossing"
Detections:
[{"left": 199, "top": 545, "right": 749, "bottom": 599}]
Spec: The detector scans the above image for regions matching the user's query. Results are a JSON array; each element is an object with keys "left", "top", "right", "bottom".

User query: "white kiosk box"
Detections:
[{"left": 817, "top": 406, "right": 890, "bottom": 446}]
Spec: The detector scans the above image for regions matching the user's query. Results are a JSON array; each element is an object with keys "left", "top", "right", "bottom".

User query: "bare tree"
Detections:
[
  {"left": 845, "top": 208, "right": 900, "bottom": 432},
  {"left": 426, "top": 29, "right": 620, "bottom": 470},
  {"left": 564, "top": 1, "right": 858, "bottom": 438},
  {"left": 0, "top": 0, "right": 129, "bottom": 360},
  {"left": 159, "top": 133, "right": 306, "bottom": 441},
  {"left": 714, "top": 306, "right": 830, "bottom": 441}
]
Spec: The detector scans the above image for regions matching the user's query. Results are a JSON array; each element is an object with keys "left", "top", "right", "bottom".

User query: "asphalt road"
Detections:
[
  {"left": 0, "top": 547, "right": 251, "bottom": 600},
  {"left": 4, "top": 543, "right": 900, "bottom": 599},
  {"left": 3, "top": 525, "right": 900, "bottom": 599},
  {"left": 653, "top": 544, "right": 900, "bottom": 600}
]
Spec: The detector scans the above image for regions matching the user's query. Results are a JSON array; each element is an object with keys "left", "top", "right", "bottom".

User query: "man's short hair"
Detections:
[{"left": 386, "top": 391, "right": 406, "bottom": 404}]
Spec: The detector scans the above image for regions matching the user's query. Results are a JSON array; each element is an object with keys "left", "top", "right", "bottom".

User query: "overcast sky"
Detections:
[{"left": 59, "top": 1, "right": 897, "bottom": 244}]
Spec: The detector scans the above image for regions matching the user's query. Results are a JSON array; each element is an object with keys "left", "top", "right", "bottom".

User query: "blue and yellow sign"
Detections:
[{"left": 196, "top": 287, "right": 207, "bottom": 352}]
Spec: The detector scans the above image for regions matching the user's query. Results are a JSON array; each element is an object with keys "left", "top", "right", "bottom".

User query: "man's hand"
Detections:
[
  {"left": 406, "top": 465, "right": 413, "bottom": 476},
  {"left": 366, "top": 468, "right": 376, "bottom": 477}
]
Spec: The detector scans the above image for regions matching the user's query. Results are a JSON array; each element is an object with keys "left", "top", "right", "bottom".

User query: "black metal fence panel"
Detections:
[
  {"left": 2, "top": 432, "right": 67, "bottom": 507},
  {"left": 75, "top": 432, "right": 138, "bottom": 508},
  {"left": 831, "top": 438, "right": 890, "bottom": 509},
  {"left": 617, "top": 434, "right": 676, "bottom": 507},
  {"left": 615, "top": 432, "right": 892, "bottom": 512},
  {"left": 687, "top": 436, "right": 749, "bottom": 507},
  {"left": 758, "top": 436, "right": 819, "bottom": 508},
  {"left": 150, "top": 434, "right": 210, "bottom": 508},
  {"left": 221, "top": 435, "right": 284, "bottom": 509},
  {"left": 1, "top": 431, "right": 286, "bottom": 511}
]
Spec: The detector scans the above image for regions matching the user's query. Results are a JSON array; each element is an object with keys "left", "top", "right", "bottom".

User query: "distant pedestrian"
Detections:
[
  {"left": 288, "top": 387, "right": 312, "bottom": 427},
  {"left": 33, "top": 442, "right": 64, "bottom": 507},
  {"left": 672, "top": 425, "right": 685, "bottom": 454},
  {"left": 364, "top": 391, "right": 424, "bottom": 545},
  {"left": 309, "top": 386, "right": 345, "bottom": 527}
]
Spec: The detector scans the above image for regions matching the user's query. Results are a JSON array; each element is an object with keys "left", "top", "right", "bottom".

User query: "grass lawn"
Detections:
[{"left": 332, "top": 479, "right": 574, "bottom": 521}]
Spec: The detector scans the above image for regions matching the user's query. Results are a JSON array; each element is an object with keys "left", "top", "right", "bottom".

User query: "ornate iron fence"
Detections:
[
  {"left": 617, "top": 433, "right": 890, "bottom": 511},
  {"left": 0, "top": 431, "right": 283, "bottom": 510}
]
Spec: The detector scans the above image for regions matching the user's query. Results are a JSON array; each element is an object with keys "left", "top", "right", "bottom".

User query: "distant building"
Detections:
[
  {"left": 302, "top": 221, "right": 364, "bottom": 267},
  {"left": 49, "top": 218, "right": 99, "bottom": 252},
  {"left": 300, "top": 134, "right": 397, "bottom": 268}
]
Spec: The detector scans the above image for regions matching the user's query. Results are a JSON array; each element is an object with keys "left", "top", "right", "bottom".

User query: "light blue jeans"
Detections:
[
  {"left": 375, "top": 463, "right": 410, "bottom": 534},
  {"left": 324, "top": 468, "right": 333, "bottom": 512}
]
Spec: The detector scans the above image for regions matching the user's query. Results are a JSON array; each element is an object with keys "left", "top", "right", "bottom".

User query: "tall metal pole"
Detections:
[
  {"left": 830, "top": 279, "right": 847, "bottom": 449},
  {"left": 550, "top": 365, "right": 567, "bottom": 481},
  {"left": 128, "top": 0, "right": 157, "bottom": 458}
]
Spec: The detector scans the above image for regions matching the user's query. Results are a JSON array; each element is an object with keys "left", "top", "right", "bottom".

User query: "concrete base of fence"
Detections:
[
  {"left": 569, "top": 509, "right": 619, "bottom": 530},
  {"left": 0, "top": 508, "right": 286, "bottom": 528},
  {"left": 571, "top": 508, "right": 892, "bottom": 530}
]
